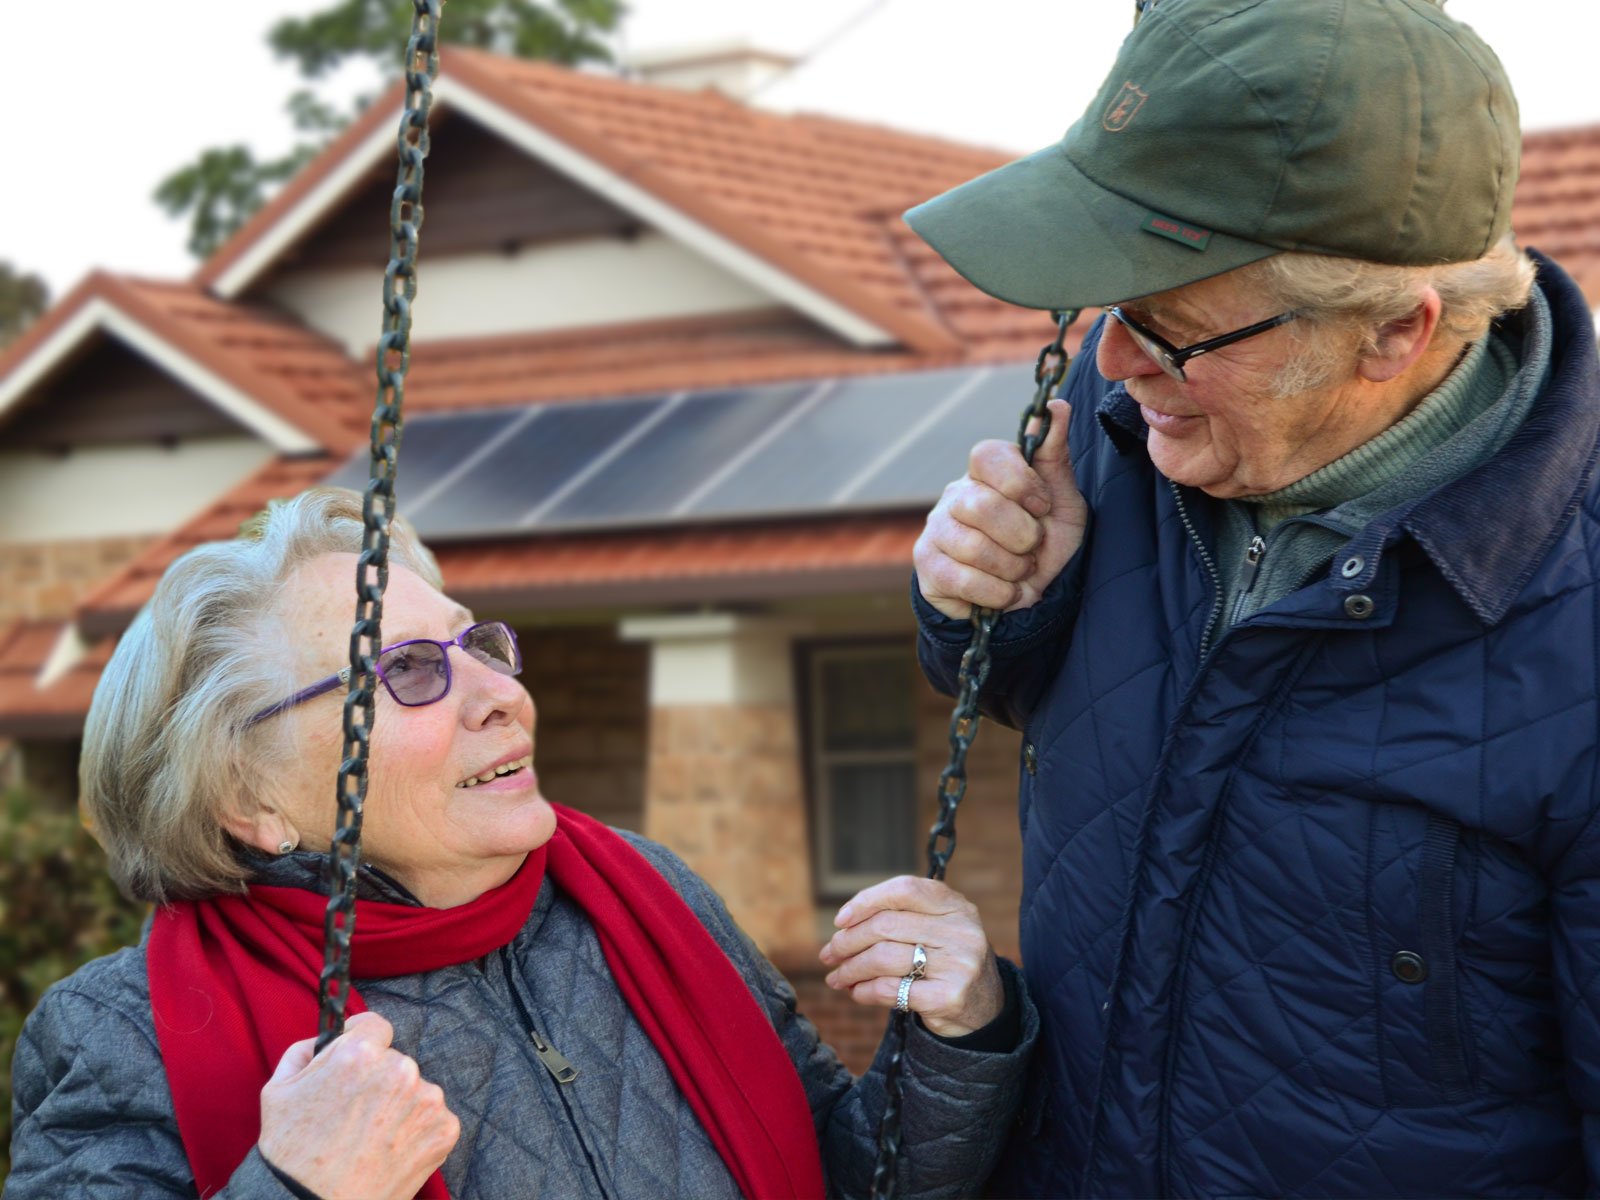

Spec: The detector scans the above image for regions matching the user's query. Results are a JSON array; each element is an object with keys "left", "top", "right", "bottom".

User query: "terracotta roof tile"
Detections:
[
  {"left": 75, "top": 456, "right": 339, "bottom": 636},
  {"left": 1515, "top": 125, "right": 1600, "bottom": 304},
  {"left": 0, "top": 619, "right": 114, "bottom": 737},
  {"left": 0, "top": 273, "right": 368, "bottom": 453},
  {"left": 196, "top": 48, "right": 1039, "bottom": 359},
  {"left": 434, "top": 514, "right": 924, "bottom": 610},
  {"left": 398, "top": 307, "right": 1076, "bottom": 411}
]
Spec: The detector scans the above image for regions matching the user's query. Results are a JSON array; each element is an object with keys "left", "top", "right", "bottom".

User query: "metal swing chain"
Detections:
[
  {"left": 317, "top": 0, "right": 444, "bottom": 1052},
  {"left": 867, "top": 308, "right": 1078, "bottom": 1200}
]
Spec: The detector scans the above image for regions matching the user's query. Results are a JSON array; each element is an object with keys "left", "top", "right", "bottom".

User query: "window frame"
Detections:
[{"left": 802, "top": 641, "right": 921, "bottom": 901}]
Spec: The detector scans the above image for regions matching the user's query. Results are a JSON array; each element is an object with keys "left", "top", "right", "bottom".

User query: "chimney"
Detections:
[{"left": 626, "top": 41, "right": 798, "bottom": 102}]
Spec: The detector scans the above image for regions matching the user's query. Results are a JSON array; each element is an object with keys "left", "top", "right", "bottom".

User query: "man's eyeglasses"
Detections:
[
  {"left": 247, "top": 620, "right": 522, "bottom": 727},
  {"left": 1106, "top": 305, "right": 1298, "bottom": 382}
]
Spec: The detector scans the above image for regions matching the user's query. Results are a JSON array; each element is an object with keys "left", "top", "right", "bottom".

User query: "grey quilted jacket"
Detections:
[{"left": 9, "top": 832, "right": 1035, "bottom": 1198}]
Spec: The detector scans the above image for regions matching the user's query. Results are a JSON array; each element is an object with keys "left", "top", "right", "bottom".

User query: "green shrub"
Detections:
[{"left": 0, "top": 788, "right": 145, "bottom": 1181}]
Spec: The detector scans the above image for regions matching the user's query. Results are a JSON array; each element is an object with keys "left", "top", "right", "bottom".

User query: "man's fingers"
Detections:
[
  {"left": 933, "top": 519, "right": 1035, "bottom": 583},
  {"left": 1029, "top": 399, "right": 1078, "bottom": 500},
  {"left": 967, "top": 439, "right": 1051, "bottom": 518},
  {"left": 946, "top": 481, "right": 1042, "bottom": 556}
]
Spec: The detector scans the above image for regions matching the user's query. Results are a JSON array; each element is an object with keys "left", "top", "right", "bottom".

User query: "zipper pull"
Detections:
[
  {"left": 529, "top": 1028, "right": 580, "bottom": 1084},
  {"left": 1236, "top": 535, "right": 1266, "bottom": 594}
]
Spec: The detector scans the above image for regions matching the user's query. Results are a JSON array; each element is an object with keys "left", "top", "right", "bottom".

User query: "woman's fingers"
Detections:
[{"left": 820, "top": 876, "right": 1006, "bottom": 1036}]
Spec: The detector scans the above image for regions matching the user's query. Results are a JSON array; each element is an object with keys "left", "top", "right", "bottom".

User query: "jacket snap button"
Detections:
[
  {"left": 1340, "top": 555, "right": 1365, "bottom": 579},
  {"left": 1023, "top": 742, "right": 1038, "bottom": 775},
  {"left": 1391, "top": 950, "right": 1428, "bottom": 984},
  {"left": 1344, "top": 594, "right": 1375, "bottom": 619}
]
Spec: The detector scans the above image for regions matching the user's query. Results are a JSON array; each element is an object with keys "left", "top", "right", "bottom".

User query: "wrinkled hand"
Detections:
[
  {"left": 820, "top": 876, "right": 1004, "bottom": 1037},
  {"left": 913, "top": 398, "right": 1086, "bottom": 621},
  {"left": 258, "top": 1011, "right": 460, "bottom": 1200}
]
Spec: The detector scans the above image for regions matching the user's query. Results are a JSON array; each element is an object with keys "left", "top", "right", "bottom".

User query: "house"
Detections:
[
  {"left": 0, "top": 46, "right": 1070, "bottom": 1065},
  {"left": 2, "top": 47, "right": 1595, "bottom": 1067}
]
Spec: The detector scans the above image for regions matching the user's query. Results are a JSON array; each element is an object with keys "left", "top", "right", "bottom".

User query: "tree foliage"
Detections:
[
  {"left": 155, "top": 0, "right": 625, "bottom": 260},
  {"left": 0, "top": 263, "right": 50, "bottom": 350},
  {"left": 0, "top": 788, "right": 147, "bottom": 1179}
]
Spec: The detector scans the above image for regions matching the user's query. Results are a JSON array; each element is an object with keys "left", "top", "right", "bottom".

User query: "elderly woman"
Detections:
[{"left": 8, "top": 487, "right": 1034, "bottom": 1199}]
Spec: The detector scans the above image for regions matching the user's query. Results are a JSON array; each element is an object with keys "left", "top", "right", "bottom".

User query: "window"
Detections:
[{"left": 807, "top": 645, "right": 920, "bottom": 897}]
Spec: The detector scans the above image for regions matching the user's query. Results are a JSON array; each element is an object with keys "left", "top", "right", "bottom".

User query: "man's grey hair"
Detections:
[
  {"left": 1241, "top": 235, "right": 1536, "bottom": 396},
  {"left": 81, "top": 487, "right": 442, "bottom": 904}
]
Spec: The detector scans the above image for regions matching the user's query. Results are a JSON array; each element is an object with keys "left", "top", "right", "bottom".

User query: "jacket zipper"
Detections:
[
  {"left": 1236, "top": 535, "right": 1266, "bottom": 594},
  {"left": 1168, "top": 479, "right": 1225, "bottom": 662},
  {"left": 498, "top": 949, "right": 610, "bottom": 1198}
]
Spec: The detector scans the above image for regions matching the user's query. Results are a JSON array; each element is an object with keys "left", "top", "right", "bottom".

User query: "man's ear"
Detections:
[{"left": 1358, "top": 287, "right": 1444, "bottom": 383}]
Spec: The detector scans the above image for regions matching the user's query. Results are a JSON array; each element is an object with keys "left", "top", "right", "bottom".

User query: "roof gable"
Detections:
[
  {"left": 193, "top": 49, "right": 1022, "bottom": 354},
  {"left": 0, "top": 274, "right": 365, "bottom": 454}
]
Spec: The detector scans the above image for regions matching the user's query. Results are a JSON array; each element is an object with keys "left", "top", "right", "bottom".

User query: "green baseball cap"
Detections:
[{"left": 904, "top": 0, "right": 1520, "bottom": 310}]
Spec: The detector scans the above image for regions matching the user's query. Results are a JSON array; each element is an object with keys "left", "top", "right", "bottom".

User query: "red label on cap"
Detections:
[{"left": 1142, "top": 212, "right": 1213, "bottom": 251}]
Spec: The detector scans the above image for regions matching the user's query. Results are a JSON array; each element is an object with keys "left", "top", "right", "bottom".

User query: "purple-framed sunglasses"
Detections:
[{"left": 247, "top": 621, "right": 522, "bottom": 727}]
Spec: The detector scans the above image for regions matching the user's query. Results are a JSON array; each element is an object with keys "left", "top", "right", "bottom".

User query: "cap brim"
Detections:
[{"left": 905, "top": 140, "right": 1278, "bottom": 310}]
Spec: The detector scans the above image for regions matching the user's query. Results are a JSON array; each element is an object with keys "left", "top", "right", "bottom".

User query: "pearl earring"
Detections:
[{"left": 277, "top": 839, "right": 296, "bottom": 855}]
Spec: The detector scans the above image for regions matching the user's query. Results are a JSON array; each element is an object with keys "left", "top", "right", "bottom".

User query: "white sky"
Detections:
[{"left": 6, "top": 0, "right": 1591, "bottom": 298}]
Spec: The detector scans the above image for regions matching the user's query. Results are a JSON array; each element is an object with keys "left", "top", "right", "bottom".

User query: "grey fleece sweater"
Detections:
[{"left": 9, "top": 832, "right": 1035, "bottom": 1199}]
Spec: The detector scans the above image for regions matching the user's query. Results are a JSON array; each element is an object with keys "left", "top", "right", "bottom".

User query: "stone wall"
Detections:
[{"left": 0, "top": 535, "right": 155, "bottom": 624}]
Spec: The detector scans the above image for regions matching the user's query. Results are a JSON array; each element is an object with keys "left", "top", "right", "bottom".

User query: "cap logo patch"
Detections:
[
  {"left": 1142, "top": 212, "right": 1213, "bottom": 251},
  {"left": 1103, "top": 82, "right": 1149, "bottom": 132}
]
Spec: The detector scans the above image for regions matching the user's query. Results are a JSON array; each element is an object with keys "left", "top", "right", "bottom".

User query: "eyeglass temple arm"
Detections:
[
  {"left": 246, "top": 668, "right": 353, "bottom": 727},
  {"left": 1180, "top": 311, "right": 1299, "bottom": 363}
]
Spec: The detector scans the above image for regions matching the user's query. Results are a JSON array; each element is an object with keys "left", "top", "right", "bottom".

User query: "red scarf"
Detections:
[{"left": 147, "top": 804, "right": 825, "bottom": 1199}]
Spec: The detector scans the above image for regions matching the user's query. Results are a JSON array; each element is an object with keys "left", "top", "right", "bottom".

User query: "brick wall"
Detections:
[
  {"left": 913, "top": 664, "right": 1026, "bottom": 964},
  {"left": 518, "top": 623, "right": 649, "bottom": 832},
  {"left": 0, "top": 535, "right": 155, "bottom": 624},
  {"left": 643, "top": 703, "right": 816, "bottom": 960},
  {"left": 784, "top": 956, "right": 892, "bottom": 1076}
]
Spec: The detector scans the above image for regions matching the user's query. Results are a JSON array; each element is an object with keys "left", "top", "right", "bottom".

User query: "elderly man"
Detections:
[{"left": 907, "top": 0, "right": 1600, "bottom": 1196}]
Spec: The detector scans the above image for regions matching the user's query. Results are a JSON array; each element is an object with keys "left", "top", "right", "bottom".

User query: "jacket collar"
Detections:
[{"left": 1094, "top": 251, "right": 1600, "bottom": 626}]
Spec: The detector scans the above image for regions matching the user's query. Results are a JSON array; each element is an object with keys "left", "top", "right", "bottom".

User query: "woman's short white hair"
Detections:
[
  {"left": 1238, "top": 235, "right": 1537, "bottom": 396},
  {"left": 81, "top": 486, "right": 442, "bottom": 903}
]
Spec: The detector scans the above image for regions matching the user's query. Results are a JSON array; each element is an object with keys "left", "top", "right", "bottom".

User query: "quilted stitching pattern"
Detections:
[{"left": 920, "top": 262, "right": 1600, "bottom": 1198}]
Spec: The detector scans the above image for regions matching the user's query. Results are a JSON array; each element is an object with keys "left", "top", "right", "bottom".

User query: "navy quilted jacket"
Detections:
[{"left": 917, "top": 254, "right": 1600, "bottom": 1198}]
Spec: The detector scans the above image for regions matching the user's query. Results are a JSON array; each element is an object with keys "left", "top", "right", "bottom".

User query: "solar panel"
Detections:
[
  {"left": 323, "top": 408, "right": 524, "bottom": 497},
  {"left": 414, "top": 395, "right": 667, "bottom": 537},
  {"left": 325, "top": 364, "right": 1045, "bottom": 541},
  {"left": 840, "top": 364, "right": 1037, "bottom": 507},
  {"left": 682, "top": 369, "right": 974, "bottom": 518},
  {"left": 534, "top": 383, "right": 813, "bottom": 528}
]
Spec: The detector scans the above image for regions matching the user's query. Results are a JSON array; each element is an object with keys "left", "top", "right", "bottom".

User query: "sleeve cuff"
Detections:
[{"left": 923, "top": 957, "right": 1022, "bottom": 1054}]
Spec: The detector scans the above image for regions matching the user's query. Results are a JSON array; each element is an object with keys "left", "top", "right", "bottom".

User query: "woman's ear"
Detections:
[
  {"left": 221, "top": 800, "right": 297, "bottom": 856},
  {"left": 1358, "top": 287, "right": 1444, "bottom": 383}
]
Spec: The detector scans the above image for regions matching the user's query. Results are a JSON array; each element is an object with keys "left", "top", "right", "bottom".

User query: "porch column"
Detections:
[{"left": 620, "top": 613, "right": 814, "bottom": 959}]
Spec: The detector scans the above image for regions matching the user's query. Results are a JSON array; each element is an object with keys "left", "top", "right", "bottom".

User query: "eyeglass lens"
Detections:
[
  {"left": 1112, "top": 310, "right": 1183, "bottom": 380},
  {"left": 379, "top": 623, "right": 519, "bottom": 705}
]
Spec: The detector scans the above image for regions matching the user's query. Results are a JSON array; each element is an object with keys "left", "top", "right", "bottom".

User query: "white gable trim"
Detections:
[
  {"left": 0, "top": 299, "right": 321, "bottom": 454},
  {"left": 213, "top": 79, "right": 897, "bottom": 348},
  {"left": 213, "top": 120, "right": 400, "bottom": 301},
  {"left": 36, "top": 622, "right": 89, "bottom": 691}
]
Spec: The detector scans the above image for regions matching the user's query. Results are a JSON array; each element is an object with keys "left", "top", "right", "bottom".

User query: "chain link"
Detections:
[
  {"left": 868, "top": 308, "right": 1078, "bottom": 1199},
  {"left": 316, "top": 0, "right": 444, "bottom": 1053}
]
